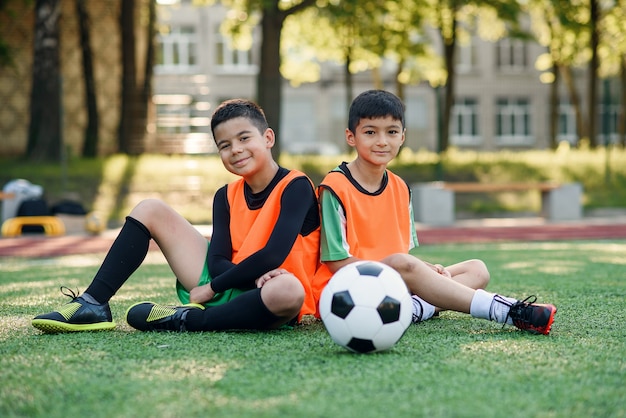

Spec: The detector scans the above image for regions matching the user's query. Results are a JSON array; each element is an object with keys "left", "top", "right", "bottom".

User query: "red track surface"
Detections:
[{"left": 1, "top": 219, "right": 626, "bottom": 258}]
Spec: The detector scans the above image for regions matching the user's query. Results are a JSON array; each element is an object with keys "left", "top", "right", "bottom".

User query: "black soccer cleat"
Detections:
[
  {"left": 506, "top": 295, "right": 557, "bottom": 335},
  {"left": 125, "top": 302, "right": 205, "bottom": 332},
  {"left": 32, "top": 287, "right": 116, "bottom": 333}
]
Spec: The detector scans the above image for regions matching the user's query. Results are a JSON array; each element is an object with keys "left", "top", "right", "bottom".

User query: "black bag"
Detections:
[
  {"left": 17, "top": 198, "right": 50, "bottom": 233},
  {"left": 50, "top": 200, "right": 87, "bottom": 215}
]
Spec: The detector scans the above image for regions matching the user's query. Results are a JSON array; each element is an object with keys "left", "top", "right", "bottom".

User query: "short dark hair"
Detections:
[
  {"left": 348, "top": 90, "right": 405, "bottom": 133},
  {"left": 210, "top": 99, "right": 269, "bottom": 139}
]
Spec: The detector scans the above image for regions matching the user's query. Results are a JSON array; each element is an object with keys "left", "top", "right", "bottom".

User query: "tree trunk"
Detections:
[
  {"left": 441, "top": 19, "right": 457, "bottom": 153},
  {"left": 142, "top": 0, "right": 155, "bottom": 105},
  {"left": 588, "top": 0, "right": 600, "bottom": 147},
  {"left": 549, "top": 63, "right": 560, "bottom": 149},
  {"left": 617, "top": 55, "right": 626, "bottom": 147},
  {"left": 345, "top": 46, "right": 353, "bottom": 114},
  {"left": 560, "top": 65, "right": 585, "bottom": 144},
  {"left": 395, "top": 59, "right": 405, "bottom": 102},
  {"left": 27, "top": 0, "right": 62, "bottom": 162},
  {"left": 118, "top": 0, "right": 138, "bottom": 154},
  {"left": 76, "top": 0, "right": 99, "bottom": 158},
  {"left": 257, "top": 6, "right": 284, "bottom": 160}
]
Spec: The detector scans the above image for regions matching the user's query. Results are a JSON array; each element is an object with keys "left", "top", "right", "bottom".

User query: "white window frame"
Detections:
[
  {"left": 451, "top": 97, "right": 482, "bottom": 146},
  {"left": 599, "top": 101, "right": 620, "bottom": 145},
  {"left": 213, "top": 24, "right": 257, "bottom": 74},
  {"left": 496, "top": 38, "right": 527, "bottom": 71},
  {"left": 456, "top": 39, "right": 476, "bottom": 74},
  {"left": 495, "top": 97, "right": 534, "bottom": 146},
  {"left": 155, "top": 25, "right": 199, "bottom": 74},
  {"left": 557, "top": 101, "right": 577, "bottom": 144}
]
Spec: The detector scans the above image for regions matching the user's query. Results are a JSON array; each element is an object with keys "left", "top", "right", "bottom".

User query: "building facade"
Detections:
[
  {"left": 152, "top": 1, "right": 598, "bottom": 155},
  {"left": 1, "top": 1, "right": 615, "bottom": 158}
]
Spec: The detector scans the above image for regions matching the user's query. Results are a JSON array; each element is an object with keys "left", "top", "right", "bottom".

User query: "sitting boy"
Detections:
[
  {"left": 312, "top": 90, "right": 556, "bottom": 334},
  {"left": 32, "top": 99, "right": 320, "bottom": 333}
]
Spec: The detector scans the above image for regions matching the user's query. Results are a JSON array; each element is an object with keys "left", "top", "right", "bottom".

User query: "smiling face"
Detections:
[
  {"left": 346, "top": 116, "right": 405, "bottom": 168},
  {"left": 213, "top": 116, "right": 275, "bottom": 180}
]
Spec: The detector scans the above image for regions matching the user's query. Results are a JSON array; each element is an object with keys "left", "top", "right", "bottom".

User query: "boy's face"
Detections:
[
  {"left": 346, "top": 116, "right": 405, "bottom": 166},
  {"left": 213, "top": 117, "right": 275, "bottom": 177}
]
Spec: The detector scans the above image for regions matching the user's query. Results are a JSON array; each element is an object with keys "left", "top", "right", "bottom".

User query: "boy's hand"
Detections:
[
  {"left": 190, "top": 283, "right": 215, "bottom": 304},
  {"left": 256, "top": 268, "right": 290, "bottom": 288},
  {"left": 432, "top": 263, "right": 451, "bottom": 278}
]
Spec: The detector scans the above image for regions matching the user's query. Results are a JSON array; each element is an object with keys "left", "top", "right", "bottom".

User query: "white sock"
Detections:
[
  {"left": 491, "top": 294, "right": 518, "bottom": 325},
  {"left": 411, "top": 295, "right": 436, "bottom": 323},
  {"left": 470, "top": 289, "right": 516, "bottom": 324}
]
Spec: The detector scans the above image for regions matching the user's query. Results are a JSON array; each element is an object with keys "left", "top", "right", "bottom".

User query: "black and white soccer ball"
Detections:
[{"left": 319, "top": 260, "right": 413, "bottom": 354}]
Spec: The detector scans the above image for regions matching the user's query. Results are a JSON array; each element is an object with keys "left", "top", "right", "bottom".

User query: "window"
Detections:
[
  {"left": 496, "top": 39, "right": 526, "bottom": 70},
  {"left": 154, "top": 95, "right": 193, "bottom": 134},
  {"left": 599, "top": 101, "right": 620, "bottom": 145},
  {"left": 155, "top": 25, "right": 198, "bottom": 73},
  {"left": 456, "top": 39, "right": 476, "bottom": 74},
  {"left": 214, "top": 25, "right": 256, "bottom": 73},
  {"left": 557, "top": 101, "right": 577, "bottom": 144},
  {"left": 495, "top": 97, "right": 534, "bottom": 145},
  {"left": 451, "top": 97, "right": 481, "bottom": 146}
]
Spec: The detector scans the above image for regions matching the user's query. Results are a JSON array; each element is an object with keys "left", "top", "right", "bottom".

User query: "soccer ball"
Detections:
[
  {"left": 319, "top": 260, "right": 413, "bottom": 354},
  {"left": 85, "top": 211, "right": 106, "bottom": 234}
]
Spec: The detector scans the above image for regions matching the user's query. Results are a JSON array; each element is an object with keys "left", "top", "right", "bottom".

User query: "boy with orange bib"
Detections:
[
  {"left": 313, "top": 90, "right": 557, "bottom": 335},
  {"left": 32, "top": 99, "right": 319, "bottom": 333}
]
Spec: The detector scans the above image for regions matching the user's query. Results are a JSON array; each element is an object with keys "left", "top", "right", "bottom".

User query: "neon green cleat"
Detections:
[
  {"left": 32, "top": 287, "right": 116, "bottom": 333},
  {"left": 125, "top": 302, "right": 205, "bottom": 332}
]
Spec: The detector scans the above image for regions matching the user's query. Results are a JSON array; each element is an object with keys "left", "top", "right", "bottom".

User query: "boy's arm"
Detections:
[
  {"left": 206, "top": 187, "right": 236, "bottom": 277},
  {"left": 319, "top": 187, "right": 361, "bottom": 274},
  {"left": 208, "top": 177, "right": 316, "bottom": 292}
]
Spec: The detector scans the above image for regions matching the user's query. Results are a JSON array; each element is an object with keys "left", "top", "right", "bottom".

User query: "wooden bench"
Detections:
[
  {"left": 412, "top": 182, "right": 583, "bottom": 226},
  {"left": 1, "top": 216, "right": 66, "bottom": 237}
]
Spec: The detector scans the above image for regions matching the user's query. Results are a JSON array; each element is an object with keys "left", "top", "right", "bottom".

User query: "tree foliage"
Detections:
[{"left": 218, "top": 0, "right": 317, "bottom": 158}]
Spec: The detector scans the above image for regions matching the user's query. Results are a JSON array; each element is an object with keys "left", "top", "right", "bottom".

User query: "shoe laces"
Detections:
[
  {"left": 503, "top": 295, "right": 538, "bottom": 327},
  {"left": 60, "top": 286, "right": 81, "bottom": 300}
]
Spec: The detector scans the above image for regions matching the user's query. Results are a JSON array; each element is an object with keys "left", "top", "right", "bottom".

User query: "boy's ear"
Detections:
[
  {"left": 345, "top": 128, "right": 356, "bottom": 147},
  {"left": 264, "top": 128, "right": 276, "bottom": 148}
]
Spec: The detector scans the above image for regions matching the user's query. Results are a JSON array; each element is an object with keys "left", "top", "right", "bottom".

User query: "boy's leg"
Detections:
[
  {"left": 126, "top": 274, "right": 305, "bottom": 331},
  {"left": 445, "top": 259, "right": 490, "bottom": 290},
  {"left": 423, "top": 259, "right": 490, "bottom": 317},
  {"left": 382, "top": 253, "right": 556, "bottom": 335},
  {"left": 132, "top": 199, "right": 207, "bottom": 291},
  {"left": 32, "top": 199, "right": 207, "bottom": 333}
]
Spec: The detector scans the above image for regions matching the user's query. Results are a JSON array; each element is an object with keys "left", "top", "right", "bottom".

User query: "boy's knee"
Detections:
[
  {"left": 468, "top": 259, "right": 490, "bottom": 288},
  {"left": 382, "top": 253, "right": 425, "bottom": 276},
  {"left": 261, "top": 274, "right": 304, "bottom": 315},
  {"left": 130, "top": 199, "right": 166, "bottom": 219}
]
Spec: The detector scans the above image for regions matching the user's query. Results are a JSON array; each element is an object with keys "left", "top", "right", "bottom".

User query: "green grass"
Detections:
[
  {"left": 1, "top": 147, "right": 625, "bottom": 225},
  {"left": 1, "top": 241, "right": 625, "bottom": 418}
]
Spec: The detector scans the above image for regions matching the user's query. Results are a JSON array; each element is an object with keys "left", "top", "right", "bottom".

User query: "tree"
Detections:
[
  {"left": 526, "top": 0, "right": 588, "bottom": 148},
  {"left": 220, "top": 0, "right": 317, "bottom": 158},
  {"left": 118, "top": 0, "right": 138, "bottom": 154},
  {"left": 118, "top": 0, "right": 155, "bottom": 154},
  {"left": 422, "top": 0, "right": 524, "bottom": 152},
  {"left": 283, "top": 0, "right": 428, "bottom": 108},
  {"left": 600, "top": 0, "right": 626, "bottom": 146},
  {"left": 75, "top": 0, "right": 99, "bottom": 158},
  {"left": 588, "top": 0, "right": 600, "bottom": 147},
  {"left": 27, "top": 0, "right": 62, "bottom": 162}
]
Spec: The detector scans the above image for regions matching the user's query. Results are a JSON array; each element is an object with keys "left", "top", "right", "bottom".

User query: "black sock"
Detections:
[
  {"left": 85, "top": 216, "right": 151, "bottom": 304},
  {"left": 185, "top": 288, "right": 283, "bottom": 331}
]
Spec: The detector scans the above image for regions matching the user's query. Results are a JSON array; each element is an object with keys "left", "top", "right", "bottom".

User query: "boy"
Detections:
[
  {"left": 312, "top": 90, "right": 557, "bottom": 334},
  {"left": 32, "top": 99, "right": 320, "bottom": 333}
]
